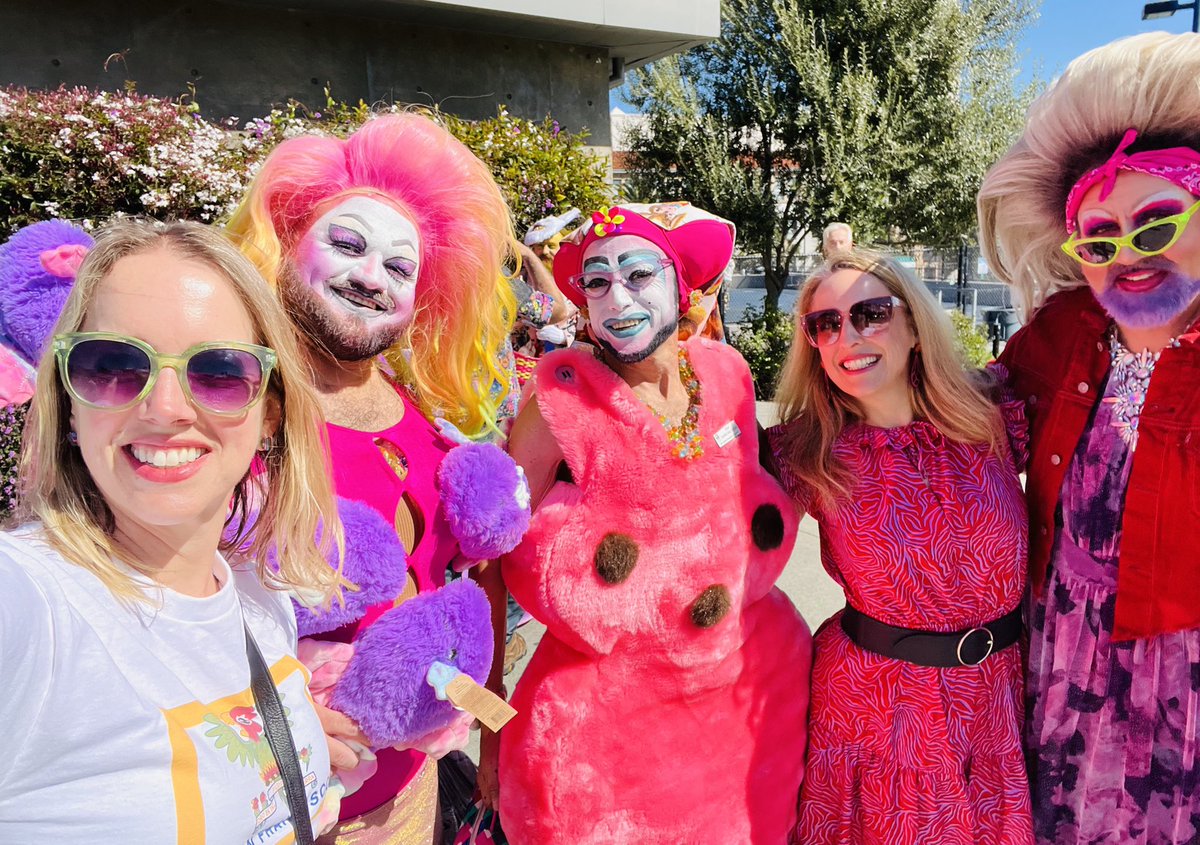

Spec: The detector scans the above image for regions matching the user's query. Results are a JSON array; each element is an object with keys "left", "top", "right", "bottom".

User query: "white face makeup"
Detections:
[
  {"left": 287, "top": 194, "right": 421, "bottom": 361},
  {"left": 580, "top": 234, "right": 679, "bottom": 363}
]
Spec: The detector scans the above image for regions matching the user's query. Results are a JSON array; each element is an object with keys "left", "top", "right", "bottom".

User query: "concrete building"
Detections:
[{"left": 0, "top": 0, "right": 719, "bottom": 148}]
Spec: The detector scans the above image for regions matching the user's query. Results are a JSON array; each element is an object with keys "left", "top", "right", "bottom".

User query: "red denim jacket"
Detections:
[{"left": 999, "top": 286, "right": 1200, "bottom": 641}]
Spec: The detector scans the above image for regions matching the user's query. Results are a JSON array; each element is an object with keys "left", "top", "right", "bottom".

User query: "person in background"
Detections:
[
  {"left": 510, "top": 210, "right": 580, "bottom": 389},
  {"left": 979, "top": 32, "right": 1200, "bottom": 845},
  {"left": 769, "top": 250, "right": 1033, "bottom": 845},
  {"left": 822, "top": 221, "right": 854, "bottom": 257},
  {"left": 0, "top": 219, "right": 346, "bottom": 842},
  {"left": 508, "top": 239, "right": 573, "bottom": 393},
  {"left": 524, "top": 208, "right": 581, "bottom": 268}
]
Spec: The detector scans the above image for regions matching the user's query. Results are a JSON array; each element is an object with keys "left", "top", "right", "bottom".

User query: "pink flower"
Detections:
[{"left": 591, "top": 207, "right": 626, "bottom": 237}]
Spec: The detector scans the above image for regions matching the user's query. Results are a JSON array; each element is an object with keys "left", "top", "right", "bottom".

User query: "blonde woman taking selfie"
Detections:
[{"left": 0, "top": 220, "right": 345, "bottom": 844}]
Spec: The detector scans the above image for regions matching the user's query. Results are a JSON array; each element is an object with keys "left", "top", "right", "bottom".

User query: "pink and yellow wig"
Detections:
[{"left": 227, "top": 113, "right": 518, "bottom": 437}]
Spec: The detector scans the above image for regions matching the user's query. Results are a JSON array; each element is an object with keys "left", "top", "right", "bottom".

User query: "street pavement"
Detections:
[{"left": 465, "top": 401, "right": 842, "bottom": 763}]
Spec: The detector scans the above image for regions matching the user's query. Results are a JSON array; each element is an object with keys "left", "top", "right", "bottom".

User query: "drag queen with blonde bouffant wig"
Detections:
[{"left": 980, "top": 32, "right": 1200, "bottom": 845}]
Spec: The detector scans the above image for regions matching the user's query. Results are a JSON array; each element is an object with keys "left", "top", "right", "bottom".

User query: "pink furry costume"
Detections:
[
  {"left": 499, "top": 204, "right": 812, "bottom": 844},
  {"left": 228, "top": 114, "right": 529, "bottom": 837}
]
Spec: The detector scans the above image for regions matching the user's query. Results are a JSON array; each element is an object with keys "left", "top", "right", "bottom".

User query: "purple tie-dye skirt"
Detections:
[{"left": 1026, "top": 346, "right": 1200, "bottom": 845}]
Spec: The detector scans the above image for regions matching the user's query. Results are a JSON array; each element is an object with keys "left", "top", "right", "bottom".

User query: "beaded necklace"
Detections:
[{"left": 649, "top": 347, "right": 704, "bottom": 460}]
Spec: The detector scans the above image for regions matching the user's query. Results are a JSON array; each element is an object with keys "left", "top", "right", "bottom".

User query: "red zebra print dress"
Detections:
[{"left": 768, "top": 411, "right": 1034, "bottom": 845}]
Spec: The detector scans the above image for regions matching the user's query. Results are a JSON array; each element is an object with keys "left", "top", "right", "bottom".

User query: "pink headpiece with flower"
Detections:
[
  {"left": 1064, "top": 128, "right": 1200, "bottom": 233},
  {"left": 553, "top": 202, "right": 736, "bottom": 313}
]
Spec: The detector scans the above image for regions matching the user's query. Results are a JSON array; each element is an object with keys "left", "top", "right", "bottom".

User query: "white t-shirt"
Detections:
[{"left": 0, "top": 526, "right": 336, "bottom": 844}]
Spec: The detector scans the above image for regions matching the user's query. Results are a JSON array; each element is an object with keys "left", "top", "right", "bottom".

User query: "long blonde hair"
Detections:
[
  {"left": 773, "top": 250, "right": 1003, "bottom": 507},
  {"left": 979, "top": 32, "right": 1200, "bottom": 318},
  {"left": 19, "top": 219, "right": 345, "bottom": 603}
]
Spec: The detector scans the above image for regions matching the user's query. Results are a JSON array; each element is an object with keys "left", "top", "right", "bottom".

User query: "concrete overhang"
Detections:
[{"left": 228, "top": 0, "right": 720, "bottom": 77}]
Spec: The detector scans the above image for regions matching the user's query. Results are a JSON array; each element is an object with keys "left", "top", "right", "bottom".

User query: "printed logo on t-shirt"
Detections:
[
  {"left": 162, "top": 656, "right": 332, "bottom": 845},
  {"left": 202, "top": 700, "right": 317, "bottom": 835}
]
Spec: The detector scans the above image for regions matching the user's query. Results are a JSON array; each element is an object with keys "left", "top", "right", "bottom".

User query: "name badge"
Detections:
[{"left": 714, "top": 421, "right": 741, "bottom": 448}]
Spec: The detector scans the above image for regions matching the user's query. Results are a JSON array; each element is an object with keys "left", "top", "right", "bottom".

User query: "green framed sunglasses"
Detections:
[
  {"left": 53, "top": 332, "right": 277, "bottom": 415},
  {"left": 1061, "top": 199, "right": 1200, "bottom": 268}
]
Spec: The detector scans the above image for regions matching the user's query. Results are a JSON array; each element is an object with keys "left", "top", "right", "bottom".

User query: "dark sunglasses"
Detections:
[
  {"left": 801, "top": 296, "right": 906, "bottom": 348},
  {"left": 53, "top": 332, "right": 277, "bottom": 415}
]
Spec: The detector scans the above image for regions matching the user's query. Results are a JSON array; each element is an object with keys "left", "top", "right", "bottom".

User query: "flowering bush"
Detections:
[
  {"left": 0, "top": 86, "right": 266, "bottom": 231},
  {"left": 0, "top": 85, "right": 611, "bottom": 238},
  {"left": 0, "top": 402, "right": 26, "bottom": 519},
  {"left": 442, "top": 108, "right": 611, "bottom": 236}
]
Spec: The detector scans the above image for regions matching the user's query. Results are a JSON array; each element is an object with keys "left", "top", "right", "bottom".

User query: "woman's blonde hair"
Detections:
[
  {"left": 979, "top": 32, "right": 1200, "bottom": 318},
  {"left": 773, "top": 249, "right": 1003, "bottom": 507},
  {"left": 18, "top": 219, "right": 344, "bottom": 603}
]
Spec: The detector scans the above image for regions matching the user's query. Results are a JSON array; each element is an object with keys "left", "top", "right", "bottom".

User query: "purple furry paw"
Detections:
[
  {"left": 328, "top": 578, "right": 494, "bottom": 747},
  {"left": 438, "top": 442, "right": 531, "bottom": 560},
  {"left": 293, "top": 497, "right": 408, "bottom": 637},
  {"left": 0, "top": 220, "right": 92, "bottom": 365}
]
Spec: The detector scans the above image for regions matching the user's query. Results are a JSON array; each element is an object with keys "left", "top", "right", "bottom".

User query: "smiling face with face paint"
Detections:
[
  {"left": 1074, "top": 171, "right": 1200, "bottom": 331},
  {"left": 284, "top": 194, "right": 421, "bottom": 361},
  {"left": 579, "top": 234, "right": 680, "bottom": 364}
]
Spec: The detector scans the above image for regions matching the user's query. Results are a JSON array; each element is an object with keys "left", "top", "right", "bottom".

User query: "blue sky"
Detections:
[
  {"left": 612, "top": 1, "right": 1196, "bottom": 110},
  {"left": 1017, "top": 0, "right": 1195, "bottom": 86}
]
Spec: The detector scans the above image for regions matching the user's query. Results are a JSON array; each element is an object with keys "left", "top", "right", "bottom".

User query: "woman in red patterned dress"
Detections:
[{"left": 768, "top": 250, "right": 1034, "bottom": 845}]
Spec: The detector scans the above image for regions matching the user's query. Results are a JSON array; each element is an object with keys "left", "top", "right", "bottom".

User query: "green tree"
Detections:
[{"left": 624, "top": 0, "right": 1039, "bottom": 310}]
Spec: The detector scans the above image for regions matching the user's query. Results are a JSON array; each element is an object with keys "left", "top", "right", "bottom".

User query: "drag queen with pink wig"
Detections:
[
  {"left": 228, "top": 114, "right": 529, "bottom": 844},
  {"left": 483, "top": 202, "right": 812, "bottom": 844}
]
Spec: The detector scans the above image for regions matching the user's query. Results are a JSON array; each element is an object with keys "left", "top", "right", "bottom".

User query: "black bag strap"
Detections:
[{"left": 244, "top": 622, "right": 315, "bottom": 845}]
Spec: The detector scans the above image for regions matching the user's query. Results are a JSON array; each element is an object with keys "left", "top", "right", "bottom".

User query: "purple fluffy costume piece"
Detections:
[
  {"left": 0, "top": 219, "right": 93, "bottom": 364},
  {"left": 329, "top": 577, "right": 494, "bottom": 746},
  {"left": 292, "top": 497, "right": 410, "bottom": 637},
  {"left": 438, "top": 441, "right": 530, "bottom": 561}
]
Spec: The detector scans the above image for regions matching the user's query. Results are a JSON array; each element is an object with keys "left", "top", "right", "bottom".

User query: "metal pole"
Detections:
[
  {"left": 956, "top": 242, "right": 968, "bottom": 313},
  {"left": 1193, "top": 0, "right": 1199, "bottom": 33}
]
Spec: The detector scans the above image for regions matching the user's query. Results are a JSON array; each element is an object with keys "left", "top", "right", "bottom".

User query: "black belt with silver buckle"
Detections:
[{"left": 840, "top": 604, "right": 1022, "bottom": 668}]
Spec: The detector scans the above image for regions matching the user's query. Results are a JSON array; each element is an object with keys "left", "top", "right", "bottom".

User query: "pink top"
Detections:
[
  {"left": 766, "top": 410, "right": 1032, "bottom": 844},
  {"left": 320, "top": 388, "right": 456, "bottom": 818},
  {"left": 770, "top": 414, "right": 1028, "bottom": 630}
]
